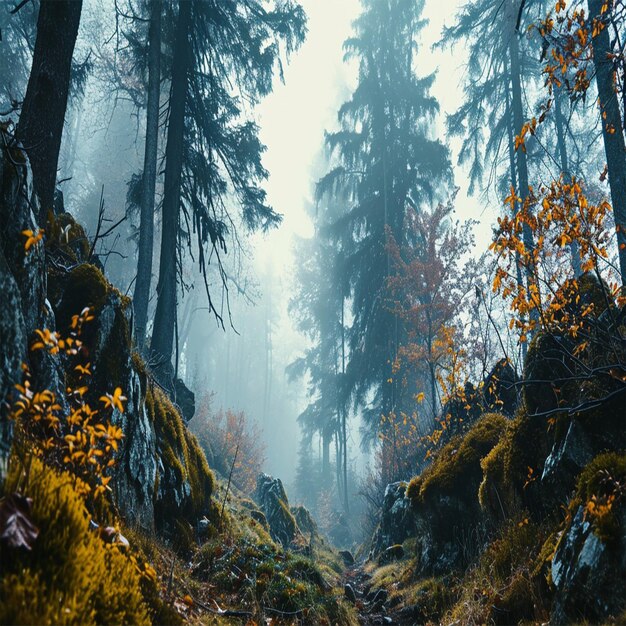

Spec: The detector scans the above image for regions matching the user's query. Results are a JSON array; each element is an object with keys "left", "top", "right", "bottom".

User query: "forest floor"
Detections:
[{"left": 343, "top": 565, "right": 397, "bottom": 626}]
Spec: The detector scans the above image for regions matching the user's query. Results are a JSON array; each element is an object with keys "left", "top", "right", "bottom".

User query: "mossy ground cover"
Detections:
[
  {"left": 360, "top": 541, "right": 457, "bottom": 625},
  {"left": 0, "top": 456, "right": 155, "bottom": 626},
  {"left": 407, "top": 412, "right": 507, "bottom": 505}
]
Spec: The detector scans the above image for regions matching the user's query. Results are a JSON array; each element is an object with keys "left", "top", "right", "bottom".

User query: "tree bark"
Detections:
[
  {"left": 134, "top": 0, "right": 162, "bottom": 351},
  {"left": 341, "top": 299, "right": 349, "bottom": 513},
  {"left": 588, "top": 0, "right": 626, "bottom": 283},
  {"left": 16, "top": 0, "right": 83, "bottom": 221},
  {"left": 509, "top": 29, "right": 539, "bottom": 323},
  {"left": 554, "top": 88, "right": 582, "bottom": 277},
  {"left": 505, "top": 75, "right": 528, "bottom": 361},
  {"left": 322, "top": 427, "right": 331, "bottom": 483},
  {"left": 150, "top": 0, "right": 191, "bottom": 386},
  {"left": 509, "top": 33, "right": 533, "bottom": 252}
]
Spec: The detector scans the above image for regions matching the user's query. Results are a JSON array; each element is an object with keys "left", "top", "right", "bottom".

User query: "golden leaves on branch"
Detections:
[
  {"left": 21, "top": 228, "right": 44, "bottom": 253},
  {"left": 491, "top": 176, "right": 613, "bottom": 344}
]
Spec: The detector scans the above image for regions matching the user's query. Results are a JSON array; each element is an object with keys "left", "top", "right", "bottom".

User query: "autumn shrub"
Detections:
[
  {"left": 191, "top": 398, "right": 265, "bottom": 494},
  {"left": 8, "top": 307, "right": 125, "bottom": 512}
]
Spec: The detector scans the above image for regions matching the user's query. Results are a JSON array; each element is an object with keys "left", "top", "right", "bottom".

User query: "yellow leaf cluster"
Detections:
[{"left": 10, "top": 309, "right": 125, "bottom": 503}]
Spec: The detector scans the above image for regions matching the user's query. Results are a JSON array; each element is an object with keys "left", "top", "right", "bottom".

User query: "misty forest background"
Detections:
[{"left": 2, "top": 0, "right": 626, "bottom": 575}]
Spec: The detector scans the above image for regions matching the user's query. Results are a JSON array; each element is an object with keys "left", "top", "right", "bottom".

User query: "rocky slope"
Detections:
[
  {"left": 0, "top": 130, "right": 356, "bottom": 625},
  {"left": 363, "top": 296, "right": 626, "bottom": 624}
]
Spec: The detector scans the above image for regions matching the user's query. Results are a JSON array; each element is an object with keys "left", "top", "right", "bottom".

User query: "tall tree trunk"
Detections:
[
  {"left": 588, "top": 0, "right": 626, "bottom": 283},
  {"left": 341, "top": 299, "right": 349, "bottom": 513},
  {"left": 509, "top": 29, "right": 539, "bottom": 323},
  {"left": 554, "top": 88, "right": 582, "bottom": 276},
  {"left": 509, "top": 34, "right": 533, "bottom": 252},
  {"left": 16, "top": 0, "right": 83, "bottom": 221},
  {"left": 334, "top": 429, "right": 342, "bottom": 501},
  {"left": 134, "top": 0, "right": 162, "bottom": 351},
  {"left": 150, "top": 0, "right": 191, "bottom": 386},
  {"left": 322, "top": 427, "right": 331, "bottom": 483},
  {"left": 505, "top": 75, "right": 528, "bottom": 362}
]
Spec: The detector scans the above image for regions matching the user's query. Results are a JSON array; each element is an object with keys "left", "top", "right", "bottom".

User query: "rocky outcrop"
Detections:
[
  {"left": 551, "top": 504, "right": 626, "bottom": 622},
  {"left": 0, "top": 132, "right": 45, "bottom": 458},
  {"left": 255, "top": 473, "right": 299, "bottom": 546},
  {"left": 0, "top": 131, "right": 213, "bottom": 535},
  {"left": 551, "top": 452, "right": 626, "bottom": 622},
  {"left": 371, "top": 482, "right": 415, "bottom": 555},
  {"left": 291, "top": 504, "right": 318, "bottom": 537},
  {"left": 406, "top": 413, "right": 507, "bottom": 575}
]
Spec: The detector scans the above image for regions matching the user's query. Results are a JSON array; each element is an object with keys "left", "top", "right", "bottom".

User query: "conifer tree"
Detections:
[
  {"left": 317, "top": 0, "right": 451, "bottom": 441},
  {"left": 150, "top": 0, "right": 306, "bottom": 386}
]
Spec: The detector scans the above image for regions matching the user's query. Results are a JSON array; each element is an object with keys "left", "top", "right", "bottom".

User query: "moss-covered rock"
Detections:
[
  {"left": 550, "top": 452, "right": 626, "bottom": 623},
  {"left": 405, "top": 414, "right": 507, "bottom": 574},
  {"left": 146, "top": 384, "right": 214, "bottom": 532},
  {"left": 371, "top": 481, "right": 416, "bottom": 557},
  {"left": 479, "top": 404, "right": 559, "bottom": 521},
  {"left": 482, "top": 358, "right": 519, "bottom": 417},
  {"left": 255, "top": 473, "right": 300, "bottom": 547},
  {"left": 292, "top": 504, "right": 318, "bottom": 537},
  {"left": 46, "top": 211, "right": 90, "bottom": 264},
  {"left": 523, "top": 332, "right": 576, "bottom": 416},
  {"left": 0, "top": 133, "right": 45, "bottom": 450},
  {"left": 409, "top": 412, "right": 507, "bottom": 504}
]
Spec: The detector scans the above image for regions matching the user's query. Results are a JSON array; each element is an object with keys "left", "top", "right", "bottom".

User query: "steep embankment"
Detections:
[
  {"left": 0, "top": 130, "right": 357, "bottom": 624},
  {"left": 359, "top": 299, "right": 626, "bottom": 625}
]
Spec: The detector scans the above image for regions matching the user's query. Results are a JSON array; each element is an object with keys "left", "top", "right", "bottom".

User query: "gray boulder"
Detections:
[{"left": 255, "top": 473, "right": 299, "bottom": 546}]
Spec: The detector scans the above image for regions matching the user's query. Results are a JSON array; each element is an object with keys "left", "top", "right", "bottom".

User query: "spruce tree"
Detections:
[{"left": 317, "top": 0, "right": 451, "bottom": 441}]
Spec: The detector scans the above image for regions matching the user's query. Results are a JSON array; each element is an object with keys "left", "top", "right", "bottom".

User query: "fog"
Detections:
[
  {"left": 48, "top": 0, "right": 495, "bottom": 493},
  {"left": 13, "top": 0, "right": 604, "bottom": 554}
]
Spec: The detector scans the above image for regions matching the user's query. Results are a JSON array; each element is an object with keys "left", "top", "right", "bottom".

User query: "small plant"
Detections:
[{"left": 9, "top": 307, "right": 124, "bottom": 504}]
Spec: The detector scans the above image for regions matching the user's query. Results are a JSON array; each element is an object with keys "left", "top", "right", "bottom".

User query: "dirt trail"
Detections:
[{"left": 343, "top": 564, "right": 396, "bottom": 626}]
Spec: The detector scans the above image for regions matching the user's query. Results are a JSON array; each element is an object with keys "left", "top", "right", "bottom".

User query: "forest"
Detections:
[{"left": 0, "top": 0, "right": 625, "bottom": 624}]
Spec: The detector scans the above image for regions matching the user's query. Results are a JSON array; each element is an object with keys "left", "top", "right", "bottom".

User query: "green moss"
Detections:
[
  {"left": 367, "top": 559, "right": 415, "bottom": 590},
  {"left": 56, "top": 263, "right": 109, "bottom": 331},
  {"left": 146, "top": 384, "right": 214, "bottom": 522},
  {"left": 0, "top": 456, "right": 150, "bottom": 626},
  {"left": 97, "top": 303, "right": 132, "bottom": 388},
  {"left": 532, "top": 531, "right": 559, "bottom": 585},
  {"left": 292, "top": 504, "right": 317, "bottom": 536},
  {"left": 523, "top": 332, "right": 576, "bottom": 415},
  {"left": 47, "top": 212, "right": 90, "bottom": 263},
  {"left": 402, "top": 577, "right": 454, "bottom": 622},
  {"left": 575, "top": 452, "right": 626, "bottom": 542},
  {"left": 479, "top": 406, "right": 555, "bottom": 519},
  {"left": 409, "top": 413, "right": 507, "bottom": 504}
]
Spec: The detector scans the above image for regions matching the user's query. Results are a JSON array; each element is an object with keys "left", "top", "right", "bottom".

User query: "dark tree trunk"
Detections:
[
  {"left": 16, "top": 0, "right": 83, "bottom": 221},
  {"left": 509, "top": 29, "right": 539, "bottom": 323},
  {"left": 554, "top": 89, "right": 582, "bottom": 276},
  {"left": 322, "top": 427, "right": 331, "bottom": 483},
  {"left": 589, "top": 0, "right": 626, "bottom": 283},
  {"left": 150, "top": 0, "right": 191, "bottom": 386},
  {"left": 505, "top": 76, "right": 528, "bottom": 361},
  {"left": 134, "top": 0, "right": 162, "bottom": 351},
  {"left": 509, "top": 34, "right": 533, "bottom": 252},
  {"left": 341, "top": 300, "right": 349, "bottom": 513}
]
